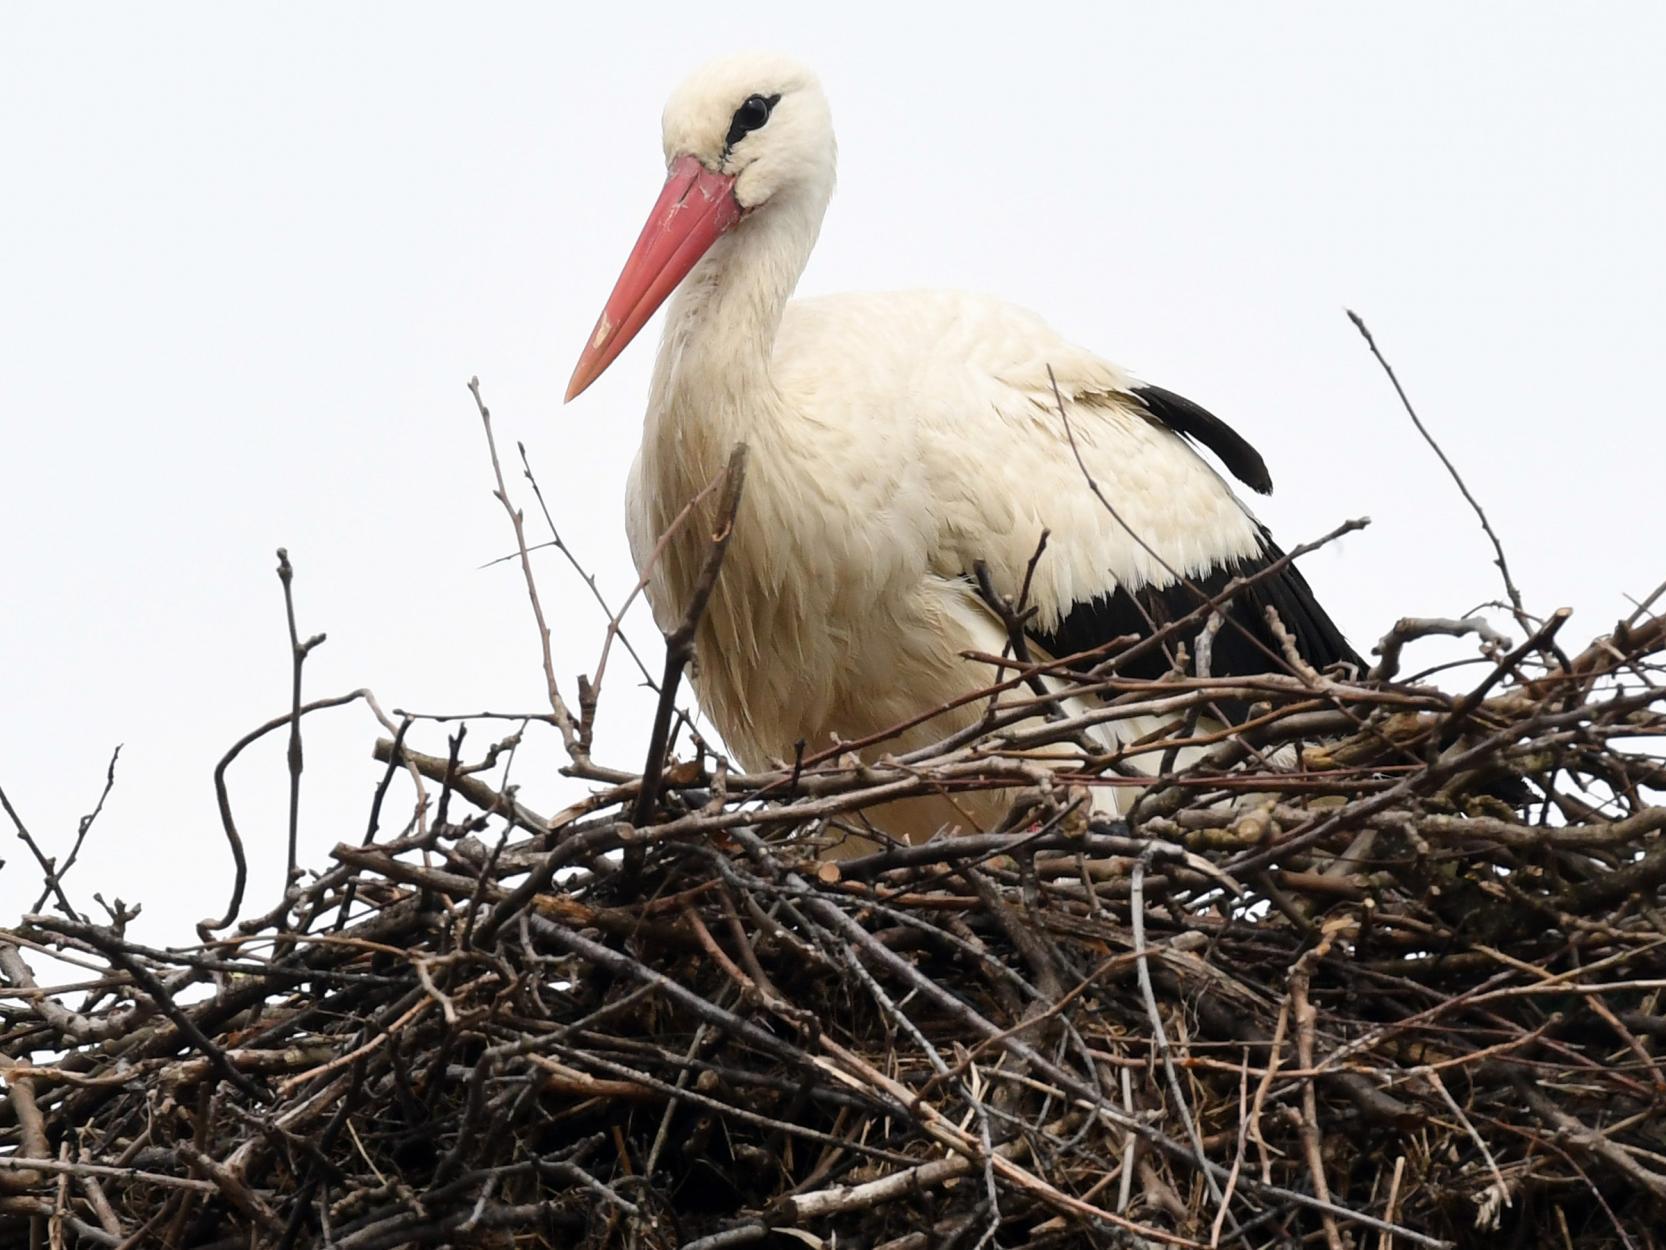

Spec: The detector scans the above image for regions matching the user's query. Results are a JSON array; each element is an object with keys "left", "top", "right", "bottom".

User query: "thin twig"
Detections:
[
  {"left": 276, "top": 548, "right": 326, "bottom": 909},
  {"left": 27, "top": 744, "right": 122, "bottom": 915},
  {"left": 468, "top": 376, "right": 579, "bottom": 752},
  {"left": 630, "top": 444, "right": 748, "bottom": 830},
  {"left": 1347, "top": 309, "right": 1530, "bottom": 632}
]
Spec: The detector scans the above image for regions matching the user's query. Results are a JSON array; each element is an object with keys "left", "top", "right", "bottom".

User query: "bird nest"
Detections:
[
  {"left": 4, "top": 593, "right": 1666, "bottom": 1249},
  {"left": 6, "top": 376, "right": 1666, "bottom": 1249}
]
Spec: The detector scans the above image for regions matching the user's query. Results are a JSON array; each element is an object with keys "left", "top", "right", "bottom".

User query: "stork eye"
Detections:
[{"left": 725, "top": 93, "right": 780, "bottom": 149}]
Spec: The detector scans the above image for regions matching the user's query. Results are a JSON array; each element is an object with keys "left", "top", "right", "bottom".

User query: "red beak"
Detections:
[{"left": 565, "top": 154, "right": 742, "bottom": 402}]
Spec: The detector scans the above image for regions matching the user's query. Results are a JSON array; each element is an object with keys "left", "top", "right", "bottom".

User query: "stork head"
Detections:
[
  {"left": 565, "top": 53, "right": 833, "bottom": 401},
  {"left": 660, "top": 53, "right": 834, "bottom": 213}
]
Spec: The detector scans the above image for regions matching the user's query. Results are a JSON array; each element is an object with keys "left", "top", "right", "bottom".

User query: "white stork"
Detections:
[{"left": 566, "top": 53, "right": 1357, "bottom": 846}]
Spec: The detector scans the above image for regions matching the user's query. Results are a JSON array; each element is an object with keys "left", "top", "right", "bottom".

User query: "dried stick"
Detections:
[
  {"left": 1, "top": 783, "right": 79, "bottom": 921},
  {"left": 1131, "top": 853, "right": 1224, "bottom": 1205},
  {"left": 585, "top": 455, "right": 739, "bottom": 731},
  {"left": 0, "top": 1057, "right": 47, "bottom": 1195},
  {"left": 0, "top": 1157, "right": 216, "bottom": 1196},
  {"left": 27, "top": 744, "right": 121, "bottom": 916},
  {"left": 630, "top": 443, "right": 748, "bottom": 830},
  {"left": 276, "top": 548, "right": 326, "bottom": 904},
  {"left": 468, "top": 376, "right": 578, "bottom": 752},
  {"left": 202, "top": 690, "right": 372, "bottom": 938},
  {"left": 1515, "top": 1078, "right": 1666, "bottom": 1201},
  {"left": 71, "top": 933, "right": 270, "bottom": 1104},
  {"left": 1371, "top": 615, "right": 1509, "bottom": 681},
  {"left": 513, "top": 441, "right": 657, "bottom": 693},
  {"left": 1290, "top": 947, "right": 1344, "bottom": 1250},
  {"left": 0, "top": 943, "right": 135, "bottom": 1043},
  {"left": 1347, "top": 310, "right": 1529, "bottom": 632}
]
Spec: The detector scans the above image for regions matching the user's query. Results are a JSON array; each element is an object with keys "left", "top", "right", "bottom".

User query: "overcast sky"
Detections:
[{"left": 3, "top": 4, "right": 1662, "bottom": 944}]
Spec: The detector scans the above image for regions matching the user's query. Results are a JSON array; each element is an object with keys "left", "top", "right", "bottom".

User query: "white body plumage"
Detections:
[{"left": 569, "top": 54, "right": 1353, "bottom": 845}]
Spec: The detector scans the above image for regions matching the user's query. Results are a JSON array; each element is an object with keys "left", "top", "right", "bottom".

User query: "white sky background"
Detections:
[{"left": 2, "top": 4, "right": 1662, "bottom": 944}]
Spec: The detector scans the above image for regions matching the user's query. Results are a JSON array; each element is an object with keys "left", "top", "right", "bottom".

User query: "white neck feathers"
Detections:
[{"left": 648, "top": 185, "right": 825, "bottom": 437}]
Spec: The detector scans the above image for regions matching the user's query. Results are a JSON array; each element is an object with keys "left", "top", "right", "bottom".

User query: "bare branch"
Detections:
[
  {"left": 468, "top": 376, "right": 579, "bottom": 753},
  {"left": 1348, "top": 310, "right": 1530, "bottom": 632}
]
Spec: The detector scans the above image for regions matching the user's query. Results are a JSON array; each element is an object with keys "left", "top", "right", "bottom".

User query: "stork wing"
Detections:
[
  {"left": 1024, "top": 380, "right": 1360, "bottom": 683},
  {"left": 928, "top": 306, "right": 1357, "bottom": 684},
  {"left": 1027, "top": 522, "right": 1361, "bottom": 683},
  {"left": 775, "top": 291, "right": 1361, "bottom": 686}
]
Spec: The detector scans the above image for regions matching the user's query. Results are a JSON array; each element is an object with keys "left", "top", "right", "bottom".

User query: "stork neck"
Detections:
[{"left": 653, "top": 190, "right": 822, "bottom": 414}]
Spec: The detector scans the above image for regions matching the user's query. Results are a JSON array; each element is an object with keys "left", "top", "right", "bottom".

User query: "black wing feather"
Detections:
[
  {"left": 1131, "top": 384, "right": 1273, "bottom": 495},
  {"left": 1017, "top": 382, "right": 1351, "bottom": 715},
  {"left": 1028, "top": 527, "right": 1361, "bottom": 711}
]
